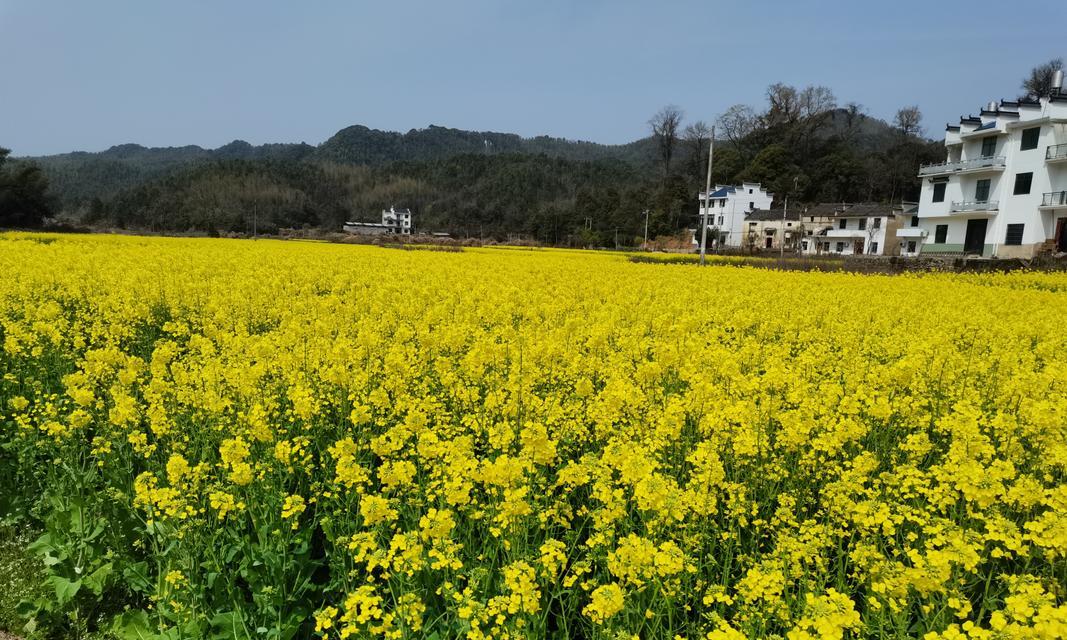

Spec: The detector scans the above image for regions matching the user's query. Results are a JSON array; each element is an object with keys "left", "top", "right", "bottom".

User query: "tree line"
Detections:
[{"left": 4, "top": 59, "right": 1063, "bottom": 246}]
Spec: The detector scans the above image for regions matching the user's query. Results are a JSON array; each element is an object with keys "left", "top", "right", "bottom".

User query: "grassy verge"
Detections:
[
  {"left": 0, "top": 527, "right": 117, "bottom": 640},
  {"left": 0, "top": 526, "right": 39, "bottom": 638}
]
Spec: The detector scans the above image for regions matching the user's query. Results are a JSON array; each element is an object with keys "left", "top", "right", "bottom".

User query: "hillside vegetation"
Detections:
[{"left": 9, "top": 82, "right": 944, "bottom": 244}]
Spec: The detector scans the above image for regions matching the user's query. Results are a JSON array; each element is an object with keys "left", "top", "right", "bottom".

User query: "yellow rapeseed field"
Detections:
[{"left": 1, "top": 232, "right": 1066, "bottom": 640}]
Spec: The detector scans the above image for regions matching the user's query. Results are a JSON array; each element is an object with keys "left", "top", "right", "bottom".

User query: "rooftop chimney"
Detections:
[
  {"left": 1053, "top": 69, "right": 1064, "bottom": 95},
  {"left": 987, "top": 100, "right": 998, "bottom": 112}
]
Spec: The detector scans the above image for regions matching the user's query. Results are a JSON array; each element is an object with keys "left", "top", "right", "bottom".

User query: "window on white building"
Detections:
[
  {"left": 932, "top": 182, "right": 946, "bottom": 203},
  {"left": 858, "top": 218, "right": 867, "bottom": 231},
  {"left": 935, "top": 225, "right": 948, "bottom": 243},
  {"left": 975, "top": 179, "right": 991, "bottom": 202},
  {"left": 835, "top": 242, "right": 845, "bottom": 252},
  {"left": 1013, "top": 173, "right": 1032, "bottom": 195},
  {"left": 869, "top": 242, "right": 878, "bottom": 254},
  {"left": 907, "top": 241, "right": 917, "bottom": 253},
  {"left": 1005, "top": 224, "right": 1024, "bottom": 245},
  {"left": 911, "top": 215, "right": 919, "bottom": 227},
  {"left": 1021, "top": 127, "right": 1040, "bottom": 151},
  {"left": 981, "top": 136, "right": 996, "bottom": 157},
  {"left": 872, "top": 217, "right": 881, "bottom": 229},
  {"left": 838, "top": 218, "right": 847, "bottom": 229}
]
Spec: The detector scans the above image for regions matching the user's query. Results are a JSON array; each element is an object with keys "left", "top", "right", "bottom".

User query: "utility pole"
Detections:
[
  {"left": 699, "top": 126, "right": 715, "bottom": 266},
  {"left": 780, "top": 194, "right": 787, "bottom": 258},
  {"left": 253, "top": 202, "right": 258, "bottom": 240},
  {"left": 781, "top": 176, "right": 798, "bottom": 256},
  {"left": 643, "top": 209, "right": 650, "bottom": 247}
]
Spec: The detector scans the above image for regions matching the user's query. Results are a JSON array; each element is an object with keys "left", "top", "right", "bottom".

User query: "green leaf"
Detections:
[
  {"left": 26, "top": 531, "right": 55, "bottom": 555},
  {"left": 208, "top": 611, "right": 237, "bottom": 639},
  {"left": 111, "top": 610, "right": 156, "bottom": 640},
  {"left": 49, "top": 575, "right": 81, "bottom": 605},
  {"left": 83, "top": 561, "right": 114, "bottom": 595},
  {"left": 16, "top": 596, "right": 48, "bottom": 617},
  {"left": 122, "top": 561, "right": 152, "bottom": 593}
]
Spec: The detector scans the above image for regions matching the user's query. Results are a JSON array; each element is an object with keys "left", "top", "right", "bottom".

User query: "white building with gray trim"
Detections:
[
  {"left": 697, "top": 183, "right": 774, "bottom": 248},
  {"left": 343, "top": 206, "right": 413, "bottom": 236},
  {"left": 913, "top": 70, "right": 1067, "bottom": 258}
]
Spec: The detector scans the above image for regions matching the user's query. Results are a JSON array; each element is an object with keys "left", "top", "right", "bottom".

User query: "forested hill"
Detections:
[
  {"left": 316, "top": 124, "right": 654, "bottom": 165},
  {"left": 9, "top": 80, "right": 946, "bottom": 246},
  {"left": 22, "top": 125, "right": 654, "bottom": 207}
]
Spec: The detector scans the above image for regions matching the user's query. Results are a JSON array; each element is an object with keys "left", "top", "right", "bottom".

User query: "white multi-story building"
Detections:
[
  {"left": 343, "top": 206, "right": 413, "bottom": 235},
  {"left": 817, "top": 203, "right": 913, "bottom": 256},
  {"left": 913, "top": 71, "right": 1067, "bottom": 257},
  {"left": 381, "top": 206, "right": 413, "bottom": 234},
  {"left": 697, "top": 183, "right": 774, "bottom": 248}
]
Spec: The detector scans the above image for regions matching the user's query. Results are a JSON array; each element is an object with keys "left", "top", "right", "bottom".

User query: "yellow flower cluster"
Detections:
[{"left": 2, "top": 232, "right": 1067, "bottom": 639}]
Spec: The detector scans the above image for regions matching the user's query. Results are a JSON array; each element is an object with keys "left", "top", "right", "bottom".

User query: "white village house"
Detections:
[
  {"left": 912, "top": 69, "right": 1067, "bottom": 257},
  {"left": 697, "top": 183, "right": 774, "bottom": 248},
  {"left": 343, "top": 206, "right": 413, "bottom": 235},
  {"left": 711, "top": 201, "right": 915, "bottom": 256},
  {"left": 810, "top": 203, "right": 915, "bottom": 256}
]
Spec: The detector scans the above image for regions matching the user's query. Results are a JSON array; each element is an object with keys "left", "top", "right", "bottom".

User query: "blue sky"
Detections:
[{"left": 1, "top": 0, "right": 1064, "bottom": 156}]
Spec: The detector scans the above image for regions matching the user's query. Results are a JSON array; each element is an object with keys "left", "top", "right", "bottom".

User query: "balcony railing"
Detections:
[
  {"left": 1041, "top": 191, "right": 1067, "bottom": 207},
  {"left": 1047, "top": 144, "right": 1067, "bottom": 162},
  {"left": 919, "top": 155, "right": 1006, "bottom": 176},
  {"left": 950, "top": 200, "right": 999, "bottom": 213}
]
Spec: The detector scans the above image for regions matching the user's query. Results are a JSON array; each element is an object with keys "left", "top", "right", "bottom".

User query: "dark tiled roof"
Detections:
[
  {"left": 746, "top": 208, "right": 801, "bottom": 222},
  {"left": 836, "top": 203, "right": 896, "bottom": 218},
  {"left": 803, "top": 202, "right": 850, "bottom": 217},
  {"left": 835, "top": 202, "right": 895, "bottom": 218}
]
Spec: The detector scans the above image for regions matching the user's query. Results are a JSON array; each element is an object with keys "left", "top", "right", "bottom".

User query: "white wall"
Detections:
[
  {"left": 916, "top": 98, "right": 1067, "bottom": 257},
  {"left": 698, "top": 183, "right": 774, "bottom": 248}
]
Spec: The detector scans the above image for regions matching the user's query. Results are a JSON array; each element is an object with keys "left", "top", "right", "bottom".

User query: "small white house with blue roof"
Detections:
[{"left": 697, "top": 182, "right": 774, "bottom": 248}]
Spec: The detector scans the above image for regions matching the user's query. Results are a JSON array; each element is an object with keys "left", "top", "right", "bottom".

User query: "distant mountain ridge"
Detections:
[
  {"left": 16, "top": 110, "right": 920, "bottom": 217},
  {"left": 21, "top": 125, "right": 654, "bottom": 207}
]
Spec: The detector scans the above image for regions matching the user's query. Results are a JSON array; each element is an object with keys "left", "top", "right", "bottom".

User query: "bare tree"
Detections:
[
  {"left": 649, "top": 105, "right": 684, "bottom": 177},
  {"left": 683, "top": 120, "right": 711, "bottom": 181},
  {"left": 1020, "top": 58, "right": 1064, "bottom": 99},
  {"left": 765, "top": 83, "right": 800, "bottom": 127},
  {"left": 717, "top": 104, "right": 761, "bottom": 165},
  {"left": 894, "top": 105, "right": 923, "bottom": 138},
  {"left": 796, "top": 85, "right": 837, "bottom": 142},
  {"left": 840, "top": 102, "right": 866, "bottom": 143},
  {"left": 797, "top": 85, "right": 837, "bottom": 120},
  {"left": 766, "top": 83, "right": 835, "bottom": 140}
]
